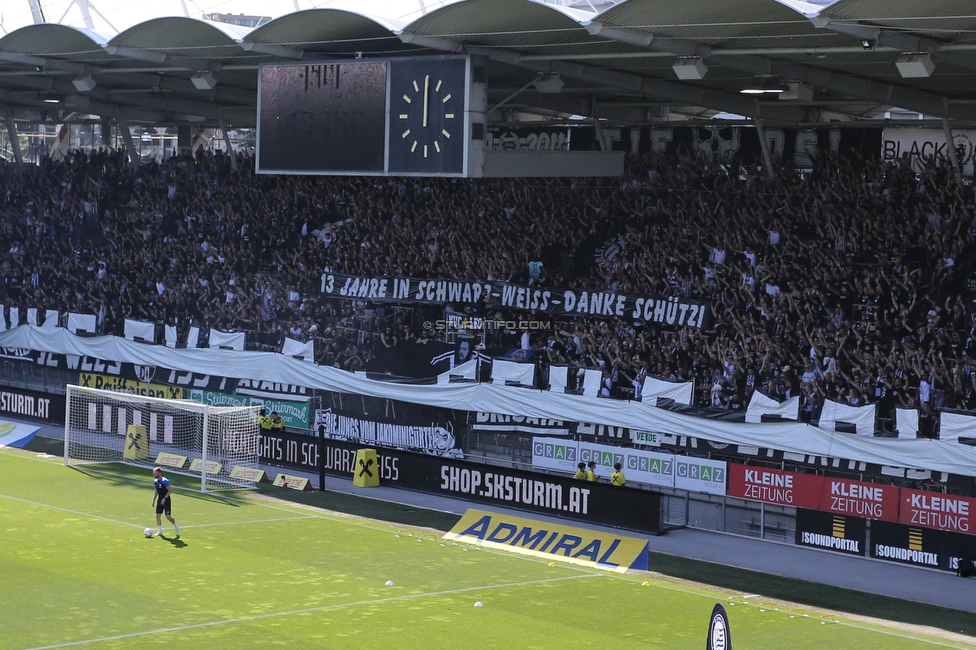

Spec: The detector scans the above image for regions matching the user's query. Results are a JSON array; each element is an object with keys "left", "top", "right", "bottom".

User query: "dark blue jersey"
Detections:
[{"left": 154, "top": 477, "right": 171, "bottom": 499}]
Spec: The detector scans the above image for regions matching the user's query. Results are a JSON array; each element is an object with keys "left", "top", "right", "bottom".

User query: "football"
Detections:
[{"left": 144, "top": 528, "right": 153, "bottom": 538}]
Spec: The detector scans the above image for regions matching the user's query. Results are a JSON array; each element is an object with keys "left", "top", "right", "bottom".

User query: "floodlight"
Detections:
[
  {"left": 895, "top": 53, "right": 934, "bottom": 78},
  {"left": 191, "top": 72, "right": 217, "bottom": 90},
  {"left": 672, "top": 57, "right": 707, "bottom": 80}
]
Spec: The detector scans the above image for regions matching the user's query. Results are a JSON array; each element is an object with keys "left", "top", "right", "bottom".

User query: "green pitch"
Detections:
[{"left": 0, "top": 447, "right": 972, "bottom": 650}]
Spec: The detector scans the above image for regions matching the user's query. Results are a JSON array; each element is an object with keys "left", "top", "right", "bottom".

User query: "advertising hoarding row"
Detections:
[
  {"left": 259, "top": 429, "right": 662, "bottom": 533},
  {"left": 729, "top": 464, "right": 976, "bottom": 535}
]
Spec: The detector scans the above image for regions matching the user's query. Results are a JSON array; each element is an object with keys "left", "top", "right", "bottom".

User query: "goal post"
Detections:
[{"left": 64, "top": 384, "right": 262, "bottom": 492}]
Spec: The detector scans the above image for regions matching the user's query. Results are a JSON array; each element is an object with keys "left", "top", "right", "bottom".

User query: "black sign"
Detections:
[
  {"left": 259, "top": 430, "right": 662, "bottom": 533},
  {"left": 490, "top": 125, "right": 882, "bottom": 169},
  {"left": 795, "top": 508, "right": 866, "bottom": 557},
  {"left": 706, "top": 603, "right": 732, "bottom": 650},
  {"left": 313, "top": 407, "right": 462, "bottom": 457},
  {"left": 257, "top": 62, "right": 388, "bottom": 174},
  {"left": 870, "top": 520, "right": 976, "bottom": 572},
  {"left": 0, "top": 385, "right": 65, "bottom": 423},
  {"left": 469, "top": 412, "right": 571, "bottom": 437},
  {"left": 320, "top": 273, "right": 709, "bottom": 328}
]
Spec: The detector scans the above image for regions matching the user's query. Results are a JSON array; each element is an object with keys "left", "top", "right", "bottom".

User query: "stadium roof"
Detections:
[{"left": 2, "top": 0, "right": 976, "bottom": 128}]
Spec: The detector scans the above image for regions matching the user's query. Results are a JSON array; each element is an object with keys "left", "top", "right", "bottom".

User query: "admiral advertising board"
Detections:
[
  {"left": 728, "top": 464, "right": 899, "bottom": 521},
  {"left": 445, "top": 509, "right": 651, "bottom": 572},
  {"left": 794, "top": 508, "right": 866, "bottom": 557},
  {"left": 260, "top": 430, "right": 662, "bottom": 533},
  {"left": 870, "top": 520, "right": 976, "bottom": 572}
]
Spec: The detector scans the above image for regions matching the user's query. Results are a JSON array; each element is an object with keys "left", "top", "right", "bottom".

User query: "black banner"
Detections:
[
  {"left": 319, "top": 273, "right": 709, "bottom": 328},
  {"left": 870, "top": 520, "right": 976, "bottom": 572},
  {"left": 0, "top": 348, "right": 236, "bottom": 393},
  {"left": 313, "top": 406, "right": 462, "bottom": 457},
  {"left": 0, "top": 384, "right": 65, "bottom": 423},
  {"left": 488, "top": 125, "right": 882, "bottom": 169},
  {"left": 469, "top": 411, "right": 572, "bottom": 437},
  {"left": 259, "top": 430, "right": 662, "bottom": 533},
  {"left": 795, "top": 508, "right": 866, "bottom": 557}
]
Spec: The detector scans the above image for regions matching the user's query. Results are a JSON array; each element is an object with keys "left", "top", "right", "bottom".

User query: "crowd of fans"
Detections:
[{"left": 0, "top": 144, "right": 973, "bottom": 431}]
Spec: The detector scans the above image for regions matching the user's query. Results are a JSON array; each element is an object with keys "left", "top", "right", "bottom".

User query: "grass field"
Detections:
[{"left": 1, "top": 445, "right": 974, "bottom": 650}]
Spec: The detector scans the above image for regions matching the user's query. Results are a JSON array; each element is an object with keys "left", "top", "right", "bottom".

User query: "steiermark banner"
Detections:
[{"left": 188, "top": 390, "right": 310, "bottom": 429}]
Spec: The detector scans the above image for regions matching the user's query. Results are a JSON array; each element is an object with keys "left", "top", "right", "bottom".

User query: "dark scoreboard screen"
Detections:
[{"left": 257, "top": 62, "right": 388, "bottom": 174}]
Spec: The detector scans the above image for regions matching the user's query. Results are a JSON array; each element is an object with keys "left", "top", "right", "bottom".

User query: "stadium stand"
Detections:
[{"left": 0, "top": 146, "right": 972, "bottom": 437}]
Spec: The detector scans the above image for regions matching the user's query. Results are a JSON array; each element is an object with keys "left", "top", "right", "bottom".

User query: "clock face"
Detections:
[{"left": 388, "top": 58, "right": 466, "bottom": 175}]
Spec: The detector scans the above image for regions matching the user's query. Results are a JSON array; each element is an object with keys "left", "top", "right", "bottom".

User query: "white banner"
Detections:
[
  {"left": 491, "top": 359, "right": 534, "bottom": 386},
  {"left": 42, "top": 310, "right": 59, "bottom": 329},
  {"left": 939, "top": 411, "right": 976, "bottom": 442},
  {"left": 124, "top": 318, "right": 156, "bottom": 343},
  {"left": 67, "top": 312, "right": 96, "bottom": 334},
  {"left": 881, "top": 128, "right": 976, "bottom": 178},
  {"left": 896, "top": 406, "right": 919, "bottom": 439},
  {"left": 642, "top": 376, "right": 694, "bottom": 405},
  {"left": 746, "top": 391, "right": 799, "bottom": 424},
  {"left": 5, "top": 324, "right": 976, "bottom": 478},
  {"left": 208, "top": 329, "right": 245, "bottom": 350},
  {"left": 532, "top": 436, "right": 581, "bottom": 473},
  {"left": 818, "top": 400, "right": 876, "bottom": 436},
  {"left": 281, "top": 337, "right": 315, "bottom": 363},
  {"left": 673, "top": 456, "right": 727, "bottom": 495}
]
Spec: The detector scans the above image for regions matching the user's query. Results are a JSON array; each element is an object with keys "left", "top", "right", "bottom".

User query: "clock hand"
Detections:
[{"left": 423, "top": 75, "right": 429, "bottom": 128}]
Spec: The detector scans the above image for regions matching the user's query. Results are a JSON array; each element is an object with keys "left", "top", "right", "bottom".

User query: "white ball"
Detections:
[
  {"left": 385, "top": 580, "right": 394, "bottom": 586},
  {"left": 144, "top": 528, "right": 153, "bottom": 538},
  {"left": 474, "top": 601, "right": 483, "bottom": 608}
]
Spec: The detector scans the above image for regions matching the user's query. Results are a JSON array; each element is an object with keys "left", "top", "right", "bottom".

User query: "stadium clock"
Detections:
[{"left": 387, "top": 57, "right": 468, "bottom": 175}]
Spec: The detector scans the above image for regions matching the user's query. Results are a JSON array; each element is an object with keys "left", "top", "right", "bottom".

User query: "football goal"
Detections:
[{"left": 64, "top": 384, "right": 262, "bottom": 492}]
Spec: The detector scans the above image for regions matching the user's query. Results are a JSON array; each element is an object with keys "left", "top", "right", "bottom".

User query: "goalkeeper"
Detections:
[{"left": 152, "top": 467, "right": 180, "bottom": 538}]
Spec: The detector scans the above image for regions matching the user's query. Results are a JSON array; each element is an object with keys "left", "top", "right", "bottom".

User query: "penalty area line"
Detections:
[{"left": 21, "top": 574, "right": 596, "bottom": 650}]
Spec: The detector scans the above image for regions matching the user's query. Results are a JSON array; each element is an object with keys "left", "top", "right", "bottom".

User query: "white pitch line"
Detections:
[
  {"left": 21, "top": 574, "right": 595, "bottom": 650},
  {"left": 0, "top": 493, "right": 143, "bottom": 529},
  {"left": 724, "top": 598, "right": 976, "bottom": 650},
  {"left": 0, "top": 493, "right": 315, "bottom": 532}
]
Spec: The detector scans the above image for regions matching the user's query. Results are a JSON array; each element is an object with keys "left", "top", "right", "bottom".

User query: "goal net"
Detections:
[{"left": 64, "top": 384, "right": 262, "bottom": 492}]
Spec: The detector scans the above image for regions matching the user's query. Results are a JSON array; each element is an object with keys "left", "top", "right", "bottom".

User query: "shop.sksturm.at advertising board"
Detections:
[{"left": 0, "top": 385, "right": 65, "bottom": 423}]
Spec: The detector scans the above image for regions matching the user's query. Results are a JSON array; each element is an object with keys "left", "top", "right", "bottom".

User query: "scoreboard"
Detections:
[{"left": 256, "top": 55, "right": 487, "bottom": 177}]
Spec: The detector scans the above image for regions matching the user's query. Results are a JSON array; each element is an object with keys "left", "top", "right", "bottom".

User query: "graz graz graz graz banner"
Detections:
[{"left": 319, "top": 273, "right": 709, "bottom": 328}]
